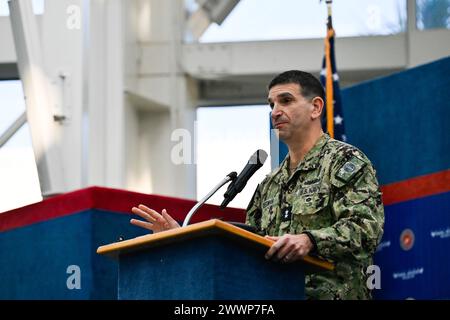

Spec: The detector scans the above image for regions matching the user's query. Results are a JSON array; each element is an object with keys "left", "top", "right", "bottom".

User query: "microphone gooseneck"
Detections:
[{"left": 182, "top": 171, "right": 237, "bottom": 227}]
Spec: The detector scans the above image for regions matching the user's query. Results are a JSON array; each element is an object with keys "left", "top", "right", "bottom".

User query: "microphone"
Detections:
[{"left": 220, "top": 149, "right": 268, "bottom": 209}]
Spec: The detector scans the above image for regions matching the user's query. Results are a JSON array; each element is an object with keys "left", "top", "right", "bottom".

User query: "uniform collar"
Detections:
[
  {"left": 297, "top": 133, "right": 330, "bottom": 171},
  {"left": 276, "top": 133, "right": 330, "bottom": 182}
]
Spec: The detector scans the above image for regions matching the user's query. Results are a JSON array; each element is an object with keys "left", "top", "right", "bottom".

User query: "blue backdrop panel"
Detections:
[
  {"left": 341, "top": 57, "right": 450, "bottom": 185},
  {"left": 374, "top": 191, "right": 450, "bottom": 300},
  {"left": 0, "top": 210, "right": 147, "bottom": 299},
  {"left": 341, "top": 57, "right": 450, "bottom": 299}
]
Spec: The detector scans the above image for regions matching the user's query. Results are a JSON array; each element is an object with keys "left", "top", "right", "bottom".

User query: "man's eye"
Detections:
[{"left": 281, "top": 98, "right": 291, "bottom": 104}]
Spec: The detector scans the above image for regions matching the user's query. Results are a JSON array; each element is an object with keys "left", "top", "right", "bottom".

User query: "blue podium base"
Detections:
[{"left": 119, "top": 236, "right": 305, "bottom": 300}]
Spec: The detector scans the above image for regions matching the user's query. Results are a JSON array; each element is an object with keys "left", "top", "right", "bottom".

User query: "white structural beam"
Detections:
[
  {"left": 0, "top": 17, "right": 18, "bottom": 63},
  {"left": 8, "top": 0, "right": 66, "bottom": 196},
  {"left": 182, "top": 35, "right": 407, "bottom": 79},
  {"left": 85, "top": 0, "right": 126, "bottom": 188},
  {"left": 125, "top": 0, "right": 187, "bottom": 197},
  {"left": 55, "top": 0, "right": 198, "bottom": 200},
  {"left": 2, "top": 2, "right": 450, "bottom": 74},
  {"left": 0, "top": 112, "right": 26, "bottom": 148},
  {"left": 41, "top": 0, "right": 84, "bottom": 192},
  {"left": 187, "top": 0, "right": 240, "bottom": 40},
  {"left": 124, "top": 0, "right": 197, "bottom": 199},
  {"left": 0, "top": 15, "right": 41, "bottom": 79}
]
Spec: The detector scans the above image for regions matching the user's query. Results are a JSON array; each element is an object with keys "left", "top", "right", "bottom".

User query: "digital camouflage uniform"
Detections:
[{"left": 246, "top": 133, "right": 384, "bottom": 300}]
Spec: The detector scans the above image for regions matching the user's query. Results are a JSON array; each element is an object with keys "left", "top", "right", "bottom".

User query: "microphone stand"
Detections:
[{"left": 182, "top": 172, "right": 237, "bottom": 227}]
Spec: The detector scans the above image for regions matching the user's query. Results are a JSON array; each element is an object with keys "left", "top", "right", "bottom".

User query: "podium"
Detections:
[{"left": 97, "top": 219, "right": 334, "bottom": 300}]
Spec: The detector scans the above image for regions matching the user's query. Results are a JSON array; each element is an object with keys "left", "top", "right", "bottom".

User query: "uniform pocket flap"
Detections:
[{"left": 292, "top": 192, "right": 330, "bottom": 216}]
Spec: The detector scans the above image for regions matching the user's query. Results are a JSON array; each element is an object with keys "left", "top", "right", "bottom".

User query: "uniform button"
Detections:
[{"left": 305, "top": 197, "right": 312, "bottom": 206}]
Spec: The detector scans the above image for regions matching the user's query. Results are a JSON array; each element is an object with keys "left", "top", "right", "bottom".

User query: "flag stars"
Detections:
[{"left": 334, "top": 115, "right": 343, "bottom": 125}]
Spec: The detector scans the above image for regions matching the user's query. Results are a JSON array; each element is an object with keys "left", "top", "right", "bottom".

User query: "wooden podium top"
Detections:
[{"left": 97, "top": 219, "right": 334, "bottom": 272}]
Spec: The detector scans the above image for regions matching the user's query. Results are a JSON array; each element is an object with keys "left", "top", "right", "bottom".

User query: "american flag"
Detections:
[{"left": 320, "top": 1, "right": 346, "bottom": 142}]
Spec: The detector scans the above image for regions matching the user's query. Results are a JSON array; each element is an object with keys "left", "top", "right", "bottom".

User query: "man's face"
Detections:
[{"left": 268, "top": 83, "right": 314, "bottom": 142}]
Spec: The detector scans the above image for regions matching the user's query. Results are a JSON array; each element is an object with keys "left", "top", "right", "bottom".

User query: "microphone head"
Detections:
[
  {"left": 220, "top": 150, "right": 268, "bottom": 209},
  {"left": 249, "top": 149, "right": 268, "bottom": 167}
]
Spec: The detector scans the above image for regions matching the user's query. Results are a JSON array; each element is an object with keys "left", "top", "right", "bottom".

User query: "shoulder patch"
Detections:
[{"left": 336, "top": 156, "right": 366, "bottom": 183}]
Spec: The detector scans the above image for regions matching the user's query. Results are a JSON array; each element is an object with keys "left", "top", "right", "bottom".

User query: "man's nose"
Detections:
[{"left": 271, "top": 105, "right": 282, "bottom": 119}]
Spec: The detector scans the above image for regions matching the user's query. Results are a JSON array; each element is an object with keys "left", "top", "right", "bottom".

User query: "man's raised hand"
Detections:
[{"left": 130, "top": 204, "right": 180, "bottom": 233}]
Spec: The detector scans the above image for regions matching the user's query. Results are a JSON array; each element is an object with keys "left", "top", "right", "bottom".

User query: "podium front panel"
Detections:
[{"left": 118, "top": 236, "right": 305, "bottom": 300}]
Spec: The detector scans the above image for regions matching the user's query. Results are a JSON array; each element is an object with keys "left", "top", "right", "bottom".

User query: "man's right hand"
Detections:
[{"left": 130, "top": 204, "right": 180, "bottom": 233}]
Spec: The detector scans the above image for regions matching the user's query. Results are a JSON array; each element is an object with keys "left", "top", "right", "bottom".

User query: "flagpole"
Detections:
[{"left": 324, "top": 0, "right": 335, "bottom": 138}]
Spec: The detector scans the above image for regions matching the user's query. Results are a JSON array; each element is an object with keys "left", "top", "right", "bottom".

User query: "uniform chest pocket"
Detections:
[
  {"left": 292, "top": 192, "right": 329, "bottom": 215},
  {"left": 291, "top": 192, "right": 331, "bottom": 231}
]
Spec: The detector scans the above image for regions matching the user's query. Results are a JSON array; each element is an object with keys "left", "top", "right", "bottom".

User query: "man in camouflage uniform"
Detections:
[
  {"left": 246, "top": 70, "right": 384, "bottom": 299},
  {"left": 130, "top": 70, "right": 384, "bottom": 300}
]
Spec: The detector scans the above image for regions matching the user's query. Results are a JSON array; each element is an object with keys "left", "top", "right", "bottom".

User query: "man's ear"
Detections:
[{"left": 311, "top": 97, "right": 324, "bottom": 120}]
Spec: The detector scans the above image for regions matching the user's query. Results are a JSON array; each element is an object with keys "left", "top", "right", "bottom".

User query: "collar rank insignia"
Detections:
[{"left": 281, "top": 205, "right": 292, "bottom": 222}]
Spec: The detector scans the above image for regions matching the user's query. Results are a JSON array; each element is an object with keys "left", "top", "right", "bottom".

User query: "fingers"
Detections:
[
  {"left": 276, "top": 242, "right": 295, "bottom": 261},
  {"left": 131, "top": 205, "right": 180, "bottom": 233},
  {"left": 138, "top": 204, "right": 164, "bottom": 222},
  {"left": 265, "top": 234, "right": 307, "bottom": 263},
  {"left": 161, "top": 209, "right": 180, "bottom": 228},
  {"left": 131, "top": 207, "right": 156, "bottom": 222},
  {"left": 130, "top": 218, "right": 155, "bottom": 231},
  {"left": 283, "top": 249, "right": 302, "bottom": 263},
  {"left": 265, "top": 236, "right": 288, "bottom": 260}
]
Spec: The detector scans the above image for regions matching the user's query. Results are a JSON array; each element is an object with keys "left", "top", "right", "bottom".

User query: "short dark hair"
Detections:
[{"left": 268, "top": 70, "right": 325, "bottom": 101}]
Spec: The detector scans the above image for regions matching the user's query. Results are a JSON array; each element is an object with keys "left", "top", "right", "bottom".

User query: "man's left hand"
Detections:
[{"left": 264, "top": 234, "right": 313, "bottom": 263}]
